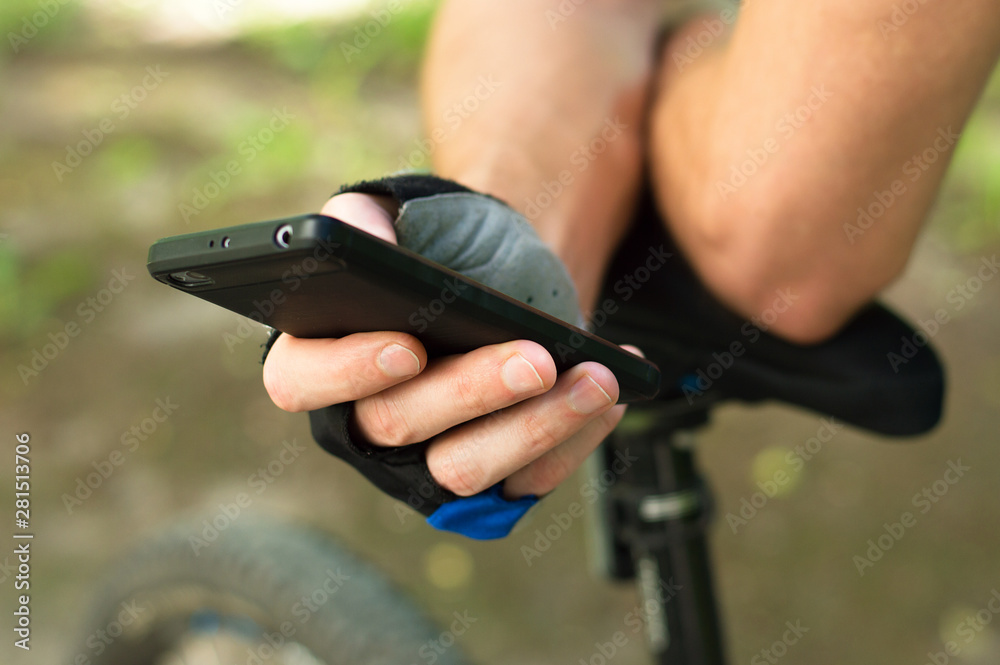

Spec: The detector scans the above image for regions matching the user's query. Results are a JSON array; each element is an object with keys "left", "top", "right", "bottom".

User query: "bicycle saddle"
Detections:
[{"left": 597, "top": 189, "right": 945, "bottom": 437}]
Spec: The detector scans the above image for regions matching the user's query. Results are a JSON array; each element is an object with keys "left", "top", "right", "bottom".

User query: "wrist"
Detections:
[{"left": 442, "top": 146, "right": 643, "bottom": 313}]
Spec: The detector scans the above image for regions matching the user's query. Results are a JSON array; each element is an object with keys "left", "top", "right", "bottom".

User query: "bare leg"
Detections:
[{"left": 650, "top": 1, "right": 1000, "bottom": 342}]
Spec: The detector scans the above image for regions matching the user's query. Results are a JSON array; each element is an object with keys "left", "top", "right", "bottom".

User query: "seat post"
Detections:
[{"left": 589, "top": 404, "right": 727, "bottom": 665}]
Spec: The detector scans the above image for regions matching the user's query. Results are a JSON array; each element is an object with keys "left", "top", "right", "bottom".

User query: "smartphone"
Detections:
[{"left": 147, "top": 214, "right": 660, "bottom": 403}]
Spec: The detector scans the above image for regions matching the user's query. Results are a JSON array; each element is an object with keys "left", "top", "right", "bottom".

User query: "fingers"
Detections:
[
  {"left": 263, "top": 332, "right": 427, "bottom": 413},
  {"left": 501, "top": 344, "right": 642, "bottom": 497},
  {"left": 425, "top": 362, "right": 621, "bottom": 497},
  {"left": 266, "top": 329, "right": 635, "bottom": 501},
  {"left": 353, "top": 340, "right": 557, "bottom": 447},
  {"left": 320, "top": 193, "right": 399, "bottom": 244},
  {"left": 501, "top": 402, "right": 627, "bottom": 499}
]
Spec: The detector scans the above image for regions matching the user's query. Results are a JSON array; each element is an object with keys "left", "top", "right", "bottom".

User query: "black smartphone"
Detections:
[{"left": 147, "top": 214, "right": 660, "bottom": 402}]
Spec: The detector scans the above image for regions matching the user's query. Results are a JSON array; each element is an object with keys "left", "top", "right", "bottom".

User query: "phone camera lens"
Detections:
[
  {"left": 168, "top": 270, "right": 214, "bottom": 287},
  {"left": 274, "top": 224, "right": 293, "bottom": 249}
]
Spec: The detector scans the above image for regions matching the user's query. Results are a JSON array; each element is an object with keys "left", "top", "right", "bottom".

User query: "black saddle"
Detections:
[{"left": 597, "top": 190, "right": 945, "bottom": 437}]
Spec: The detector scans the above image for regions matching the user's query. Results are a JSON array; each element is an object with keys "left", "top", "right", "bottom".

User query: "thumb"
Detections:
[{"left": 321, "top": 193, "right": 399, "bottom": 245}]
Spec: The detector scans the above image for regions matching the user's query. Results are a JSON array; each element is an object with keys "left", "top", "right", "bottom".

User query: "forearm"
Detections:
[
  {"left": 421, "top": 0, "right": 661, "bottom": 310},
  {"left": 652, "top": 0, "right": 1000, "bottom": 342}
]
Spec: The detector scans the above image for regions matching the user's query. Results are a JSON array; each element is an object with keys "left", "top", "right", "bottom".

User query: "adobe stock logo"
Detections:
[
  {"left": 887, "top": 254, "right": 999, "bottom": 374},
  {"left": 395, "top": 75, "right": 502, "bottom": 172},
  {"left": 716, "top": 86, "right": 833, "bottom": 201},
  {"left": 670, "top": 9, "right": 739, "bottom": 71},
  {"left": 844, "top": 126, "right": 960, "bottom": 244},
  {"left": 725, "top": 418, "right": 843, "bottom": 534},
  {"left": 407, "top": 278, "right": 468, "bottom": 334},
  {"left": 339, "top": 0, "right": 408, "bottom": 63},
  {"left": 878, "top": 0, "right": 933, "bottom": 38},
  {"left": 18, "top": 267, "right": 136, "bottom": 385},
  {"left": 178, "top": 107, "right": 295, "bottom": 224},
  {"left": 62, "top": 397, "right": 180, "bottom": 514},
  {"left": 523, "top": 116, "right": 628, "bottom": 221},
  {"left": 8, "top": 0, "right": 72, "bottom": 53},
  {"left": 51, "top": 66, "right": 169, "bottom": 181},
  {"left": 852, "top": 459, "right": 971, "bottom": 576}
]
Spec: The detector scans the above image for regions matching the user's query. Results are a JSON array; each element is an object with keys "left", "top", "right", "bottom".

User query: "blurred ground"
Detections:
[{"left": 1, "top": 1, "right": 999, "bottom": 664}]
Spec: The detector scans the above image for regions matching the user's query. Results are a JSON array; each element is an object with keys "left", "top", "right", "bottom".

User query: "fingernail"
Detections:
[
  {"left": 378, "top": 344, "right": 421, "bottom": 378},
  {"left": 568, "top": 376, "right": 613, "bottom": 414},
  {"left": 502, "top": 353, "right": 544, "bottom": 393}
]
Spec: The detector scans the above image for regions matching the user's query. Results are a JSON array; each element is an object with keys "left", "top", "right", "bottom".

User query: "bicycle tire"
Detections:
[{"left": 77, "top": 515, "right": 469, "bottom": 665}]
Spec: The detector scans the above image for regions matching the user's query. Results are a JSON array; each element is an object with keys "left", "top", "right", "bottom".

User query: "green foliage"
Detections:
[
  {"left": 175, "top": 105, "right": 314, "bottom": 219},
  {"left": 255, "top": 21, "right": 332, "bottom": 74},
  {"left": 237, "top": 0, "right": 438, "bottom": 80},
  {"left": 937, "top": 112, "right": 1000, "bottom": 252},
  {"left": 94, "top": 136, "right": 162, "bottom": 185},
  {"left": 0, "top": 0, "right": 82, "bottom": 61},
  {"left": 246, "top": 121, "right": 312, "bottom": 179},
  {"left": 0, "top": 245, "right": 97, "bottom": 339},
  {"left": 0, "top": 248, "right": 19, "bottom": 332}
]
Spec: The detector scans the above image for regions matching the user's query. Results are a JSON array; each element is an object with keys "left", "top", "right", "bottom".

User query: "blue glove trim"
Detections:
[{"left": 426, "top": 485, "right": 538, "bottom": 540}]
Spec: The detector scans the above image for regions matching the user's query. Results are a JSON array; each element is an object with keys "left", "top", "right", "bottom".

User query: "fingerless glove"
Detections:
[{"left": 264, "top": 174, "right": 582, "bottom": 539}]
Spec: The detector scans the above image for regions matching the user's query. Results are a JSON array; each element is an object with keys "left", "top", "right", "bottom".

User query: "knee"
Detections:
[{"left": 651, "top": 180, "right": 906, "bottom": 346}]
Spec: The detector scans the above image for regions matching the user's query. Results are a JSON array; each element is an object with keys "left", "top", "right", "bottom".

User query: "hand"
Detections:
[{"left": 263, "top": 193, "right": 629, "bottom": 500}]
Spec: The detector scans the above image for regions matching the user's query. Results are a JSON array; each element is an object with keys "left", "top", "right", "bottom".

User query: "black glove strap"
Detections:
[
  {"left": 308, "top": 403, "right": 456, "bottom": 517},
  {"left": 336, "top": 174, "right": 477, "bottom": 202}
]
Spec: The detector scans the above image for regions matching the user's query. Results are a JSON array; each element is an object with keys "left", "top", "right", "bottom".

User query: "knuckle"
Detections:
[
  {"left": 594, "top": 406, "right": 626, "bottom": 436},
  {"left": 432, "top": 447, "right": 487, "bottom": 497},
  {"left": 517, "top": 410, "right": 564, "bottom": 456},
  {"left": 356, "top": 394, "right": 414, "bottom": 447},
  {"left": 262, "top": 359, "right": 302, "bottom": 412},
  {"left": 345, "top": 362, "right": 382, "bottom": 398},
  {"left": 453, "top": 371, "right": 492, "bottom": 416},
  {"left": 522, "top": 455, "right": 575, "bottom": 496}
]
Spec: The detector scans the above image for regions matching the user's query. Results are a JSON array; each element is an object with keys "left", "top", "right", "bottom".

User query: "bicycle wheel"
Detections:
[{"left": 78, "top": 515, "right": 469, "bottom": 665}]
